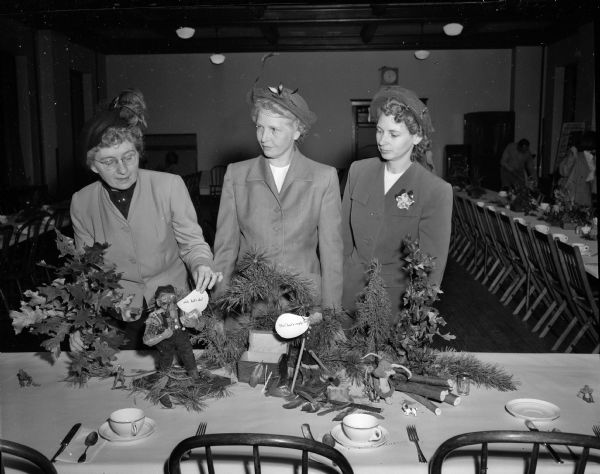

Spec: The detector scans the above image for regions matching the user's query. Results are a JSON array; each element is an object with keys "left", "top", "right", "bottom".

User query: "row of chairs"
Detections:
[
  {"left": 4, "top": 429, "right": 600, "bottom": 474},
  {"left": 451, "top": 194, "right": 599, "bottom": 353}
]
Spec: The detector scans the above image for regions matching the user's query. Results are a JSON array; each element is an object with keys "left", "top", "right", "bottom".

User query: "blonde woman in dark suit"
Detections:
[{"left": 342, "top": 86, "right": 452, "bottom": 318}]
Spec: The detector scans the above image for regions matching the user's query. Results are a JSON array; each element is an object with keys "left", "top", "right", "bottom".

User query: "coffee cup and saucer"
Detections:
[
  {"left": 99, "top": 408, "right": 156, "bottom": 442},
  {"left": 330, "top": 413, "right": 388, "bottom": 449}
]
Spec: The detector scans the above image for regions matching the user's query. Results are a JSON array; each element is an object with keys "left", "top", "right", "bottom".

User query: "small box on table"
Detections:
[{"left": 237, "top": 351, "right": 284, "bottom": 384}]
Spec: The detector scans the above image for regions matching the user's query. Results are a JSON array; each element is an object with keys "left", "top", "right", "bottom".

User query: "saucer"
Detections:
[
  {"left": 99, "top": 418, "right": 156, "bottom": 442},
  {"left": 505, "top": 399, "right": 560, "bottom": 422},
  {"left": 330, "top": 424, "right": 388, "bottom": 449}
]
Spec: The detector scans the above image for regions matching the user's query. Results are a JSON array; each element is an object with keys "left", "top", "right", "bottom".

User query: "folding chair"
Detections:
[
  {"left": 511, "top": 221, "right": 557, "bottom": 322},
  {"left": 167, "top": 433, "right": 354, "bottom": 474},
  {"left": 430, "top": 430, "right": 600, "bottom": 474},
  {"left": 528, "top": 228, "right": 576, "bottom": 349},
  {"left": 554, "top": 240, "right": 600, "bottom": 353},
  {"left": 209, "top": 165, "right": 227, "bottom": 196},
  {"left": 494, "top": 213, "right": 529, "bottom": 305}
]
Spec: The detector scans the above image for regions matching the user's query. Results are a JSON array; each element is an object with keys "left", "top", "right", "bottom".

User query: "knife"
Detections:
[
  {"left": 332, "top": 406, "right": 356, "bottom": 422},
  {"left": 317, "top": 402, "right": 351, "bottom": 416},
  {"left": 51, "top": 423, "right": 82, "bottom": 463},
  {"left": 525, "top": 420, "right": 564, "bottom": 464}
]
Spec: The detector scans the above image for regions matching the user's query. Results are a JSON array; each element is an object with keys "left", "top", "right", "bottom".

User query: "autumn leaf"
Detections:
[{"left": 10, "top": 306, "right": 46, "bottom": 334}]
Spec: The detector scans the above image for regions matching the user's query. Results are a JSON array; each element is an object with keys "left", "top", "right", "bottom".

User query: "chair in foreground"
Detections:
[
  {"left": 0, "top": 439, "right": 57, "bottom": 474},
  {"left": 429, "top": 430, "right": 600, "bottom": 474},
  {"left": 167, "top": 433, "right": 354, "bottom": 474}
]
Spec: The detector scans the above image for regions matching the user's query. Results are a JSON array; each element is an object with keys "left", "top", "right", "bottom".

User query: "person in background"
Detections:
[
  {"left": 213, "top": 84, "right": 343, "bottom": 323},
  {"left": 70, "top": 89, "right": 221, "bottom": 349},
  {"left": 558, "top": 130, "right": 596, "bottom": 206},
  {"left": 500, "top": 138, "right": 536, "bottom": 189},
  {"left": 341, "top": 86, "right": 452, "bottom": 319}
]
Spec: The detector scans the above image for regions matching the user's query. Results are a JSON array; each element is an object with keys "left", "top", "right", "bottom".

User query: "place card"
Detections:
[{"left": 177, "top": 289, "right": 209, "bottom": 314}]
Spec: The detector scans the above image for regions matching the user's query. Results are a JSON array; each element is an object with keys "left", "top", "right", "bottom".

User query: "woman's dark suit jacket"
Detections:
[
  {"left": 341, "top": 158, "right": 453, "bottom": 314},
  {"left": 213, "top": 149, "right": 343, "bottom": 310}
]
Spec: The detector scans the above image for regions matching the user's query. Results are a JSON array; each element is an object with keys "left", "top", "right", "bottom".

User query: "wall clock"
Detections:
[{"left": 380, "top": 66, "right": 398, "bottom": 85}]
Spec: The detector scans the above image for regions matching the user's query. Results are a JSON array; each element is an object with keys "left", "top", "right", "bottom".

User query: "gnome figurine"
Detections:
[{"left": 143, "top": 285, "right": 200, "bottom": 379}]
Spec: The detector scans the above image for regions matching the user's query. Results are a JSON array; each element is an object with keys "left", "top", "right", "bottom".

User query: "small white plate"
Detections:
[
  {"left": 505, "top": 399, "right": 560, "bottom": 422},
  {"left": 330, "top": 424, "right": 388, "bottom": 449},
  {"left": 99, "top": 418, "right": 156, "bottom": 442}
]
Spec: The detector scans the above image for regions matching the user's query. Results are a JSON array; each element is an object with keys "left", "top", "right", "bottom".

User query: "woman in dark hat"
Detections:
[
  {"left": 341, "top": 86, "right": 452, "bottom": 318},
  {"left": 213, "top": 84, "right": 343, "bottom": 320},
  {"left": 69, "top": 89, "right": 221, "bottom": 349}
]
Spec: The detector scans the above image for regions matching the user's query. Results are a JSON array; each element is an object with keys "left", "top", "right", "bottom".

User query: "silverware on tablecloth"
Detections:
[
  {"left": 77, "top": 431, "right": 99, "bottom": 463},
  {"left": 183, "top": 421, "right": 207, "bottom": 459},
  {"left": 406, "top": 425, "right": 427, "bottom": 463},
  {"left": 332, "top": 406, "right": 355, "bottom": 422},
  {"left": 593, "top": 425, "right": 600, "bottom": 438},
  {"left": 50, "top": 423, "right": 82, "bottom": 463},
  {"left": 317, "top": 403, "right": 351, "bottom": 417},
  {"left": 525, "top": 420, "right": 563, "bottom": 464},
  {"left": 551, "top": 428, "right": 577, "bottom": 461}
]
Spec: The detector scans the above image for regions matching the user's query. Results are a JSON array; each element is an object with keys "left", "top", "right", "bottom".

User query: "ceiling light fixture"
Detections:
[
  {"left": 443, "top": 22, "right": 463, "bottom": 36},
  {"left": 210, "top": 53, "right": 226, "bottom": 65},
  {"left": 175, "top": 27, "right": 195, "bottom": 39},
  {"left": 414, "top": 50, "right": 430, "bottom": 60}
]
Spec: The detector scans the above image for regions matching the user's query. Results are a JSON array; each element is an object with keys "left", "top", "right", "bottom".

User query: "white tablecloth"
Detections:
[{"left": 1, "top": 351, "right": 599, "bottom": 473}]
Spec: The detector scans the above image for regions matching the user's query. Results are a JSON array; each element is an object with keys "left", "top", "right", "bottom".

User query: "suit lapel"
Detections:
[
  {"left": 279, "top": 148, "right": 312, "bottom": 196},
  {"left": 247, "top": 155, "right": 280, "bottom": 203},
  {"left": 354, "top": 159, "right": 385, "bottom": 212}
]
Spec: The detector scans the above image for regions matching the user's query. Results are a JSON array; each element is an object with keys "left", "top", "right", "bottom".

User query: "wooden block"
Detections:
[
  {"left": 248, "top": 330, "right": 288, "bottom": 354},
  {"left": 237, "top": 351, "right": 283, "bottom": 384}
]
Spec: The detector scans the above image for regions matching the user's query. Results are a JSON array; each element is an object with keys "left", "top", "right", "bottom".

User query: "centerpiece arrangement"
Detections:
[
  {"left": 542, "top": 187, "right": 595, "bottom": 233},
  {"left": 10, "top": 233, "right": 518, "bottom": 414}
]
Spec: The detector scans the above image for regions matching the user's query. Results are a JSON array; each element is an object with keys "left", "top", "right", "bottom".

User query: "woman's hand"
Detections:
[
  {"left": 194, "top": 265, "right": 223, "bottom": 292},
  {"left": 69, "top": 331, "right": 86, "bottom": 352}
]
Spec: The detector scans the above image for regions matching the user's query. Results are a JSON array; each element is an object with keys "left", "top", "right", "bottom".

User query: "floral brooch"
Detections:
[{"left": 395, "top": 189, "right": 415, "bottom": 210}]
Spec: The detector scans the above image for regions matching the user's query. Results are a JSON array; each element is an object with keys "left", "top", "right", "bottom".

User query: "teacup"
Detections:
[
  {"left": 539, "top": 202, "right": 550, "bottom": 211},
  {"left": 572, "top": 242, "right": 590, "bottom": 254},
  {"left": 109, "top": 408, "right": 145, "bottom": 437},
  {"left": 342, "top": 413, "right": 382, "bottom": 443},
  {"left": 534, "top": 224, "right": 550, "bottom": 234},
  {"left": 513, "top": 217, "right": 526, "bottom": 225},
  {"left": 552, "top": 233, "right": 568, "bottom": 243},
  {"left": 498, "top": 191, "right": 508, "bottom": 198},
  {"left": 476, "top": 201, "right": 485, "bottom": 207}
]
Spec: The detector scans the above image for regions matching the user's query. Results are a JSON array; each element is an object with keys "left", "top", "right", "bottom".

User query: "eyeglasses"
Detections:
[{"left": 94, "top": 152, "right": 138, "bottom": 170}]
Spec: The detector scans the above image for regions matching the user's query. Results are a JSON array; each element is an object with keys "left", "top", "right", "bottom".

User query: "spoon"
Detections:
[
  {"left": 302, "top": 423, "right": 336, "bottom": 447},
  {"left": 77, "top": 431, "right": 99, "bottom": 463}
]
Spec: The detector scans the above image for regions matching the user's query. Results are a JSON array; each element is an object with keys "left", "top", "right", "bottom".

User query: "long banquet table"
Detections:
[
  {"left": 1, "top": 351, "right": 599, "bottom": 473},
  {"left": 455, "top": 189, "right": 598, "bottom": 278}
]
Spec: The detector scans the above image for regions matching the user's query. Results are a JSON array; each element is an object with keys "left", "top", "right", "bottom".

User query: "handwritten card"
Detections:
[{"left": 177, "top": 289, "right": 209, "bottom": 314}]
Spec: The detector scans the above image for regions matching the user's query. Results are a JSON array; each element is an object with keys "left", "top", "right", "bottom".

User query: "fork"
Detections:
[
  {"left": 593, "top": 425, "right": 600, "bottom": 438},
  {"left": 406, "top": 425, "right": 427, "bottom": 463},
  {"left": 184, "top": 421, "right": 207, "bottom": 459}
]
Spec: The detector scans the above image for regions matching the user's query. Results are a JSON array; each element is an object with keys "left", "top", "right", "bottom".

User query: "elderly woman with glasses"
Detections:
[
  {"left": 342, "top": 86, "right": 452, "bottom": 320},
  {"left": 69, "top": 89, "right": 220, "bottom": 349},
  {"left": 213, "top": 84, "right": 343, "bottom": 323}
]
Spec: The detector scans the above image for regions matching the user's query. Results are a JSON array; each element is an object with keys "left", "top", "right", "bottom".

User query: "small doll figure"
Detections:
[
  {"left": 112, "top": 365, "right": 127, "bottom": 389},
  {"left": 143, "top": 285, "right": 200, "bottom": 379},
  {"left": 577, "top": 385, "right": 595, "bottom": 403},
  {"left": 17, "top": 369, "right": 39, "bottom": 387}
]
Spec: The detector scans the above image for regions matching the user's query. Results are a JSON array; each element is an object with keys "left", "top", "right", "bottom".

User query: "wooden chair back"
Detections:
[
  {"left": 209, "top": 165, "right": 227, "bottom": 196},
  {"left": 555, "top": 239, "right": 599, "bottom": 352},
  {"left": 429, "top": 430, "right": 600, "bottom": 474},
  {"left": 0, "top": 439, "right": 57, "bottom": 474},
  {"left": 167, "top": 433, "right": 354, "bottom": 474}
]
